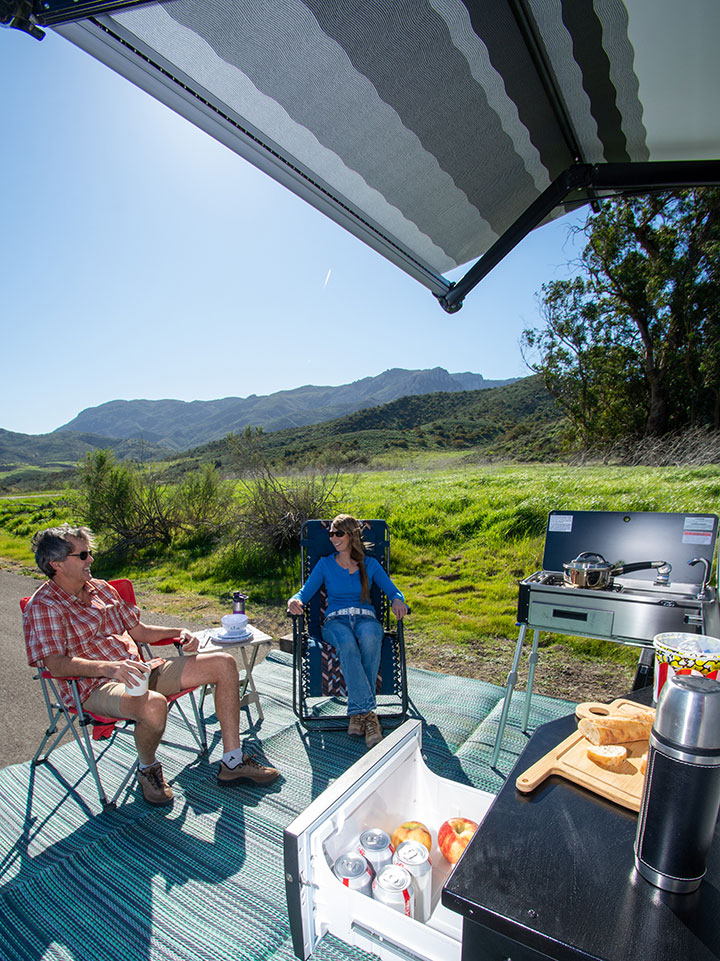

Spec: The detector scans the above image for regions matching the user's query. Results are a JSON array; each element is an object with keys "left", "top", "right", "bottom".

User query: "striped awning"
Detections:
[{"left": 31, "top": 0, "right": 720, "bottom": 307}]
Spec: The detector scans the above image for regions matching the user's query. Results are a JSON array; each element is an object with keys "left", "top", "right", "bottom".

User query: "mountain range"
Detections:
[{"left": 53, "top": 368, "right": 516, "bottom": 451}]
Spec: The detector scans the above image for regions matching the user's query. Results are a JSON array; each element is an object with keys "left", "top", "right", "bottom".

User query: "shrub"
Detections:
[
  {"left": 228, "top": 427, "right": 346, "bottom": 554},
  {"left": 74, "top": 450, "right": 235, "bottom": 557}
]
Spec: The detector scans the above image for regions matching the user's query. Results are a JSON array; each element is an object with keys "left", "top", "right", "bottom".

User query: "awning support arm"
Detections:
[
  {"left": 437, "top": 159, "right": 720, "bottom": 313},
  {"left": 3, "top": 0, "right": 161, "bottom": 37}
]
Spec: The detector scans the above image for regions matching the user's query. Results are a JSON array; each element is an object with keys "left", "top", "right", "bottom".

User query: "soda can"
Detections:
[
  {"left": 333, "top": 851, "right": 373, "bottom": 897},
  {"left": 357, "top": 828, "right": 394, "bottom": 873},
  {"left": 393, "top": 840, "right": 432, "bottom": 922},
  {"left": 372, "top": 864, "right": 415, "bottom": 917}
]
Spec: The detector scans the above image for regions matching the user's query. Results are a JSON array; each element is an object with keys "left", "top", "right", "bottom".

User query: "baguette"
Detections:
[
  {"left": 578, "top": 715, "right": 653, "bottom": 745},
  {"left": 587, "top": 744, "right": 628, "bottom": 772},
  {"left": 618, "top": 705, "right": 656, "bottom": 723}
]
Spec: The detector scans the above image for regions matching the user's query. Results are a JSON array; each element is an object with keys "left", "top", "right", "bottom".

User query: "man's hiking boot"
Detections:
[
  {"left": 217, "top": 755, "right": 279, "bottom": 785},
  {"left": 137, "top": 762, "right": 174, "bottom": 806}
]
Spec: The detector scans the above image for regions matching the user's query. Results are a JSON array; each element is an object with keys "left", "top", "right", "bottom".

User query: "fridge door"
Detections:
[{"left": 284, "top": 720, "right": 494, "bottom": 961}]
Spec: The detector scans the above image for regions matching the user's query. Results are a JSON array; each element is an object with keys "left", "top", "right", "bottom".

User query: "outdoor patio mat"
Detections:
[{"left": 0, "top": 651, "right": 575, "bottom": 961}]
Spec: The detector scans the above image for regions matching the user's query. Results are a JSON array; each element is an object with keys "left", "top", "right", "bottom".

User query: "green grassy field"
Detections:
[{"left": 3, "top": 462, "right": 718, "bottom": 698}]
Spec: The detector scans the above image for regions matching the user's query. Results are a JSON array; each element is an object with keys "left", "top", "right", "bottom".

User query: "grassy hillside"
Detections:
[
  {"left": 3, "top": 461, "right": 718, "bottom": 701},
  {"left": 0, "top": 376, "right": 560, "bottom": 494},
  {"left": 0, "top": 429, "right": 172, "bottom": 492}
]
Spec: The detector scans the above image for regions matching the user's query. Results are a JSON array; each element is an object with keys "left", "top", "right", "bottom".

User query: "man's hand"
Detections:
[
  {"left": 178, "top": 629, "right": 200, "bottom": 653},
  {"left": 110, "top": 659, "right": 150, "bottom": 686}
]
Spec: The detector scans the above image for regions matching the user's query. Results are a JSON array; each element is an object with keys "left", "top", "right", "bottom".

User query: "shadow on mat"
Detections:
[
  {"left": 293, "top": 714, "right": 475, "bottom": 802},
  {"left": 0, "top": 748, "right": 282, "bottom": 961}
]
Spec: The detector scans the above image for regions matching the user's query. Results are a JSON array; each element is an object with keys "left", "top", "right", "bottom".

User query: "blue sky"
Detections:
[{"left": 2, "top": 23, "right": 584, "bottom": 436}]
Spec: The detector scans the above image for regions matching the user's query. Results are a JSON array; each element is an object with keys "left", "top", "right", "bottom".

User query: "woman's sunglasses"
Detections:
[
  {"left": 67, "top": 550, "right": 91, "bottom": 560},
  {"left": 328, "top": 530, "right": 346, "bottom": 539}
]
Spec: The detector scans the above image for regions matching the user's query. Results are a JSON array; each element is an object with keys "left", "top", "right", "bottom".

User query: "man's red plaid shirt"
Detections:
[{"left": 23, "top": 578, "right": 142, "bottom": 708}]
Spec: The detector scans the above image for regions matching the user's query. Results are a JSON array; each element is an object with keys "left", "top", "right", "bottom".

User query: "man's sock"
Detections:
[
  {"left": 222, "top": 749, "right": 244, "bottom": 769},
  {"left": 138, "top": 759, "right": 158, "bottom": 770}
]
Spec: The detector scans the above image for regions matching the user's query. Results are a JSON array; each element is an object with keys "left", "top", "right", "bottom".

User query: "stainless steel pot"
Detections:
[{"left": 562, "top": 551, "right": 669, "bottom": 589}]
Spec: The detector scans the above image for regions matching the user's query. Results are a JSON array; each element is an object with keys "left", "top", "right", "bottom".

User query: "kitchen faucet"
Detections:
[{"left": 689, "top": 557, "right": 711, "bottom": 599}]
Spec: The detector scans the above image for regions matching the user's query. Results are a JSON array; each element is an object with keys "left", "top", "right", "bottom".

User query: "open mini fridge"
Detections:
[{"left": 284, "top": 720, "right": 495, "bottom": 961}]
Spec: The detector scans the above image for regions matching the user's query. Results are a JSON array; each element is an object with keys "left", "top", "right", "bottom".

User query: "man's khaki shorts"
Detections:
[{"left": 83, "top": 657, "right": 189, "bottom": 718}]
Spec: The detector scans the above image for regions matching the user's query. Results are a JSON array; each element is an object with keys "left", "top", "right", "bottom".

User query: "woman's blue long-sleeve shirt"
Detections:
[{"left": 291, "top": 554, "right": 404, "bottom": 616}]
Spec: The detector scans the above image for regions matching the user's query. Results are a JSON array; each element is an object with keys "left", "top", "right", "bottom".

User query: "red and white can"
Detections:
[
  {"left": 333, "top": 851, "right": 373, "bottom": 897},
  {"left": 372, "top": 864, "right": 415, "bottom": 917},
  {"left": 358, "top": 828, "right": 394, "bottom": 873},
  {"left": 393, "top": 840, "right": 432, "bottom": 922}
]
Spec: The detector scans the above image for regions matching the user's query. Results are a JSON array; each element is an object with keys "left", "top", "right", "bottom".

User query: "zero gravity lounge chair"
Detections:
[
  {"left": 21, "top": 577, "right": 207, "bottom": 812},
  {"left": 290, "top": 519, "right": 409, "bottom": 730}
]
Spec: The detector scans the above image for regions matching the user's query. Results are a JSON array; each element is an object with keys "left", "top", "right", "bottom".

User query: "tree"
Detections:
[{"left": 523, "top": 189, "right": 720, "bottom": 445}]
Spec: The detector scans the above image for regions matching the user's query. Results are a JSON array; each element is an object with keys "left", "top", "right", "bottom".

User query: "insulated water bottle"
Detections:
[{"left": 634, "top": 674, "right": 720, "bottom": 893}]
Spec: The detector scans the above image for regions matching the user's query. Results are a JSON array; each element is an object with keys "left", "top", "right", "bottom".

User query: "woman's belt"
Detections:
[{"left": 324, "top": 607, "right": 376, "bottom": 620}]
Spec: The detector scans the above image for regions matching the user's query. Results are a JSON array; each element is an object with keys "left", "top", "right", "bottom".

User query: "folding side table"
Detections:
[{"left": 197, "top": 625, "right": 272, "bottom": 722}]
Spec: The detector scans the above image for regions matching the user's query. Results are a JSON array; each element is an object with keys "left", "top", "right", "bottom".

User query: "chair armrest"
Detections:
[
  {"left": 138, "top": 636, "right": 185, "bottom": 659},
  {"left": 38, "top": 668, "right": 84, "bottom": 681},
  {"left": 149, "top": 635, "right": 183, "bottom": 647}
]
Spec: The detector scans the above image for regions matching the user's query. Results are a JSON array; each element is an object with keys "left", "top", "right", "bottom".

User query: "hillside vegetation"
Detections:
[
  {"left": 0, "top": 429, "right": 173, "bottom": 493},
  {"left": 170, "top": 375, "right": 564, "bottom": 473},
  {"left": 3, "top": 461, "right": 718, "bottom": 702},
  {"left": 1, "top": 376, "right": 565, "bottom": 493}
]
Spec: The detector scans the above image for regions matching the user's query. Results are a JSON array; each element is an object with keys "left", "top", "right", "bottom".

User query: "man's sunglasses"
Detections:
[
  {"left": 67, "top": 550, "right": 91, "bottom": 560},
  {"left": 328, "top": 530, "right": 346, "bottom": 538}
]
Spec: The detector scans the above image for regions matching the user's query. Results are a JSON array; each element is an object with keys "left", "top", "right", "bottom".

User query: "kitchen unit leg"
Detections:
[
  {"left": 521, "top": 629, "right": 541, "bottom": 733},
  {"left": 491, "top": 623, "right": 528, "bottom": 767},
  {"left": 632, "top": 646, "right": 655, "bottom": 690}
]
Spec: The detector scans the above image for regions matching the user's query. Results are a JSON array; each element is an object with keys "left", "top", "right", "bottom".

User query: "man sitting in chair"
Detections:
[{"left": 23, "top": 524, "right": 279, "bottom": 806}]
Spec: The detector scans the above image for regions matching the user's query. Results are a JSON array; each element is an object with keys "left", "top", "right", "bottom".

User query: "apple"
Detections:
[
  {"left": 391, "top": 820, "right": 432, "bottom": 854},
  {"left": 437, "top": 817, "right": 478, "bottom": 864}
]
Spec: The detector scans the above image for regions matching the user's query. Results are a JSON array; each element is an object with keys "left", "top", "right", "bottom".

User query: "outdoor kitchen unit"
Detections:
[{"left": 491, "top": 510, "right": 719, "bottom": 765}]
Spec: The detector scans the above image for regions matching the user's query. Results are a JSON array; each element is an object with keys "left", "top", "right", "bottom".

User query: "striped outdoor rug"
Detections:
[{"left": 0, "top": 652, "right": 574, "bottom": 961}]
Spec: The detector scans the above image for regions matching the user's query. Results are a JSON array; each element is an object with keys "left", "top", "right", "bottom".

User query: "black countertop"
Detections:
[{"left": 442, "top": 689, "right": 720, "bottom": 961}]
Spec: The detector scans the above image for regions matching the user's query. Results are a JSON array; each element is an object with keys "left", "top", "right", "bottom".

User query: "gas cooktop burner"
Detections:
[
  {"left": 531, "top": 571, "right": 623, "bottom": 592},
  {"left": 524, "top": 569, "right": 705, "bottom": 600}
]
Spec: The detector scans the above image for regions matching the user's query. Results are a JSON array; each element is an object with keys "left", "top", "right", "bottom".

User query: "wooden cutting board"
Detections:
[{"left": 515, "top": 698, "right": 654, "bottom": 812}]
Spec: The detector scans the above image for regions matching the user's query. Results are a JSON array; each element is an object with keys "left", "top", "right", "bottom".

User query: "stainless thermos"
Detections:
[{"left": 634, "top": 674, "right": 720, "bottom": 893}]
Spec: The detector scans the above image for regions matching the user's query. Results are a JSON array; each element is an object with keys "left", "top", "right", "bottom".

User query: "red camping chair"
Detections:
[{"left": 21, "top": 578, "right": 207, "bottom": 811}]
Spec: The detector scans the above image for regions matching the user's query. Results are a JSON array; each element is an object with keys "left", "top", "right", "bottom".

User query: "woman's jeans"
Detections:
[{"left": 321, "top": 613, "right": 384, "bottom": 716}]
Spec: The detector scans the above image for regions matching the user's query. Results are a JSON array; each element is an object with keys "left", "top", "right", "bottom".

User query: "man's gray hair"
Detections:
[{"left": 31, "top": 524, "right": 96, "bottom": 578}]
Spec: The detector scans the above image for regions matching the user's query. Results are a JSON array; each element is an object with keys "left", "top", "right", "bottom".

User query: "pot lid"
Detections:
[{"left": 563, "top": 552, "right": 613, "bottom": 573}]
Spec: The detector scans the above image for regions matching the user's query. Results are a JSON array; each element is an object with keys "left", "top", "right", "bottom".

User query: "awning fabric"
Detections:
[{"left": 53, "top": 0, "right": 720, "bottom": 304}]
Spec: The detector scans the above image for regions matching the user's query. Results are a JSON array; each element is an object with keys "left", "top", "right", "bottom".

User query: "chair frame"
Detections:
[
  {"left": 291, "top": 519, "right": 408, "bottom": 730},
  {"left": 22, "top": 577, "right": 207, "bottom": 811}
]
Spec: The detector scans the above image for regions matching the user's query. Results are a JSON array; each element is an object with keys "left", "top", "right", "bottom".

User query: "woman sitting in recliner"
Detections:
[{"left": 287, "top": 514, "right": 407, "bottom": 748}]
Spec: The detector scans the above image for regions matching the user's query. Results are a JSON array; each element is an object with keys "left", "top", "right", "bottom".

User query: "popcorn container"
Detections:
[{"left": 652, "top": 632, "right": 720, "bottom": 703}]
